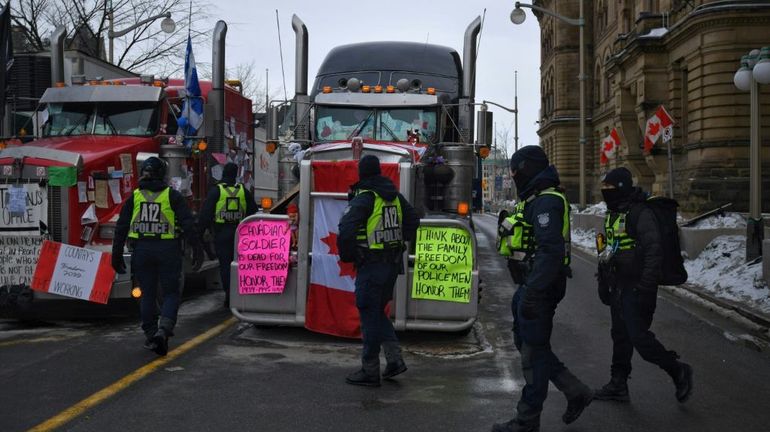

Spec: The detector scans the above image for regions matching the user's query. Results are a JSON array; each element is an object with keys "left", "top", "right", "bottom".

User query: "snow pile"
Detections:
[
  {"left": 684, "top": 235, "right": 770, "bottom": 315},
  {"left": 576, "top": 202, "right": 607, "bottom": 216},
  {"left": 689, "top": 212, "right": 746, "bottom": 229},
  {"left": 572, "top": 228, "right": 597, "bottom": 253}
]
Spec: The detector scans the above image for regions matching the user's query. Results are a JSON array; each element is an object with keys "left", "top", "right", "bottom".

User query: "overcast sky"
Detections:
[{"left": 201, "top": 0, "right": 542, "bottom": 156}]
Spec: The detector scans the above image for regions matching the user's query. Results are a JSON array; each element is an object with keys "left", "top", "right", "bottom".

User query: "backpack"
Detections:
[{"left": 629, "top": 196, "right": 688, "bottom": 286}]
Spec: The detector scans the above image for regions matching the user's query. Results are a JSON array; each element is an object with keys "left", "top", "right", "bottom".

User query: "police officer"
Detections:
[
  {"left": 111, "top": 157, "right": 203, "bottom": 356},
  {"left": 337, "top": 155, "right": 420, "bottom": 387},
  {"left": 493, "top": 146, "right": 592, "bottom": 432},
  {"left": 198, "top": 162, "right": 258, "bottom": 307},
  {"left": 594, "top": 167, "right": 693, "bottom": 403}
]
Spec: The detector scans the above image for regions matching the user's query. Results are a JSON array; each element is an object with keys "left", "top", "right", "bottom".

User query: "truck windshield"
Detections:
[
  {"left": 43, "top": 102, "right": 159, "bottom": 137},
  {"left": 315, "top": 106, "right": 437, "bottom": 143}
]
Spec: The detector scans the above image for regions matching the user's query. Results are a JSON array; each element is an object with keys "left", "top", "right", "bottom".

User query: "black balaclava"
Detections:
[
  {"left": 222, "top": 162, "right": 238, "bottom": 183},
  {"left": 601, "top": 167, "right": 634, "bottom": 211},
  {"left": 509, "top": 145, "right": 549, "bottom": 192},
  {"left": 358, "top": 154, "right": 381, "bottom": 180}
]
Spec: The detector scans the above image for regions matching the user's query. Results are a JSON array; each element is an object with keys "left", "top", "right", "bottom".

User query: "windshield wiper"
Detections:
[
  {"left": 100, "top": 115, "right": 118, "bottom": 135},
  {"left": 346, "top": 111, "right": 375, "bottom": 140},
  {"left": 379, "top": 121, "right": 399, "bottom": 141},
  {"left": 62, "top": 114, "right": 92, "bottom": 136}
]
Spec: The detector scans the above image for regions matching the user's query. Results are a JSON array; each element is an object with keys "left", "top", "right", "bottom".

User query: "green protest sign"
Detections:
[
  {"left": 411, "top": 226, "right": 473, "bottom": 303},
  {"left": 48, "top": 166, "right": 77, "bottom": 187}
]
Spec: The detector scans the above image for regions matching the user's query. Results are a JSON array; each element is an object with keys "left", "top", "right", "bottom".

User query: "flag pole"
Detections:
[{"left": 667, "top": 139, "right": 675, "bottom": 199}]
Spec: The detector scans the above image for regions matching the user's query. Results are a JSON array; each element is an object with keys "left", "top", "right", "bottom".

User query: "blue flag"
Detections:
[{"left": 179, "top": 35, "right": 203, "bottom": 145}]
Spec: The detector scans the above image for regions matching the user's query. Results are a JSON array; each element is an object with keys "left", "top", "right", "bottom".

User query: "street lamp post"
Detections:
[
  {"left": 107, "top": 1, "right": 176, "bottom": 64},
  {"left": 511, "top": 1, "right": 586, "bottom": 207},
  {"left": 734, "top": 46, "right": 770, "bottom": 262}
]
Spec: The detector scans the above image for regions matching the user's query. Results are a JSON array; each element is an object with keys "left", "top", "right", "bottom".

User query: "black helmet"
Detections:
[{"left": 140, "top": 157, "right": 167, "bottom": 180}]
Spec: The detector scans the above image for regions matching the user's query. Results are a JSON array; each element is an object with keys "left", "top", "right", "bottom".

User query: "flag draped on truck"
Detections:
[
  {"left": 179, "top": 35, "right": 203, "bottom": 147},
  {"left": 305, "top": 161, "right": 400, "bottom": 338}
]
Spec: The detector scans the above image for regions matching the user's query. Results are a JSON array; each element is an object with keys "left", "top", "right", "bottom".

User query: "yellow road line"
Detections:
[{"left": 28, "top": 316, "right": 237, "bottom": 432}]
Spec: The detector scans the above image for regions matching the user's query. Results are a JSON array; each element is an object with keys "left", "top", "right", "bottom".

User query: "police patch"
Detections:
[{"left": 537, "top": 213, "right": 550, "bottom": 227}]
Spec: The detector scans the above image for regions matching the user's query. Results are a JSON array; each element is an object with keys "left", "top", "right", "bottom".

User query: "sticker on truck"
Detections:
[
  {"left": 0, "top": 184, "right": 47, "bottom": 287},
  {"left": 0, "top": 184, "right": 48, "bottom": 234}
]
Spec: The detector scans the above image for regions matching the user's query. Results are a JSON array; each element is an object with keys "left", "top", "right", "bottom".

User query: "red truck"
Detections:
[{"left": 0, "top": 23, "right": 253, "bottom": 309}]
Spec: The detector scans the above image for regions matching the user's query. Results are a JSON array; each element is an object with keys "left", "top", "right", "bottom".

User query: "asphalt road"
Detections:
[{"left": 1, "top": 214, "right": 769, "bottom": 432}]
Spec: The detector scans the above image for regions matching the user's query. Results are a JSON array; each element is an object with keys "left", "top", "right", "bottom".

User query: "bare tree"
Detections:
[
  {"left": 10, "top": 0, "right": 210, "bottom": 75},
  {"left": 227, "top": 61, "right": 280, "bottom": 113},
  {"left": 495, "top": 124, "right": 512, "bottom": 161}
]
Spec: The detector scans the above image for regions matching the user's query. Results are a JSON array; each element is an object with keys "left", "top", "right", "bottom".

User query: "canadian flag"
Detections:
[
  {"left": 305, "top": 160, "right": 400, "bottom": 339},
  {"left": 600, "top": 127, "right": 622, "bottom": 165},
  {"left": 643, "top": 105, "right": 674, "bottom": 153}
]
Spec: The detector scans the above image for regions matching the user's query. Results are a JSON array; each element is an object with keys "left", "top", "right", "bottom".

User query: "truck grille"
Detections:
[{"left": 47, "top": 186, "right": 65, "bottom": 242}]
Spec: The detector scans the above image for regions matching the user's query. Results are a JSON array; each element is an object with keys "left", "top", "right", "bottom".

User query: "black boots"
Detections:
[
  {"left": 673, "top": 362, "right": 694, "bottom": 402},
  {"left": 382, "top": 342, "right": 407, "bottom": 379},
  {"left": 150, "top": 328, "right": 169, "bottom": 356},
  {"left": 594, "top": 375, "right": 630, "bottom": 402},
  {"left": 382, "top": 359, "right": 408, "bottom": 379},
  {"left": 345, "top": 369, "right": 381, "bottom": 387},
  {"left": 550, "top": 370, "right": 593, "bottom": 424},
  {"left": 563, "top": 388, "right": 594, "bottom": 424}
]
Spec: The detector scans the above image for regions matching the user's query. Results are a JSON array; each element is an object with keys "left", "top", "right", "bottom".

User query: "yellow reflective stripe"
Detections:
[
  {"left": 214, "top": 183, "right": 247, "bottom": 224},
  {"left": 128, "top": 187, "right": 176, "bottom": 239},
  {"left": 604, "top": 212, "right": 636, "bottom": 250}
]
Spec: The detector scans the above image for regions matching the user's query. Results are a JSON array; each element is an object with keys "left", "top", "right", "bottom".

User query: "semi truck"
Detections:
[
  {"left": 236, "top": 15, "right": 492, "bottom": 334},
  {"left": 0, "top": 22, "right": 253, "bottom": 309}
]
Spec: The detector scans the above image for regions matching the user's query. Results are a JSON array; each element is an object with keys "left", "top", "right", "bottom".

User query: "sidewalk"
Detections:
[{"left": 571, "top": 229, "right": 770, "bottom": 347}]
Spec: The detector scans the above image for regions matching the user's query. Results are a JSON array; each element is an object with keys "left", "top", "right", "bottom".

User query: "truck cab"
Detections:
[
  {"left": 0, "top": 76, "right": 253, "bottom": 307},
  {"left": 240, "top": 16, "right": 487, "bottom": 334}
]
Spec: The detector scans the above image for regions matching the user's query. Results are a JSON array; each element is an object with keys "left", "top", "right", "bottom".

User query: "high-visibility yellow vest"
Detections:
[
  {"left": 604, "top": 213, "right": 636, "bottom": 251},
  {"left": 128, "top": 187, "right": 177, "bottom": 239},
  {"left": 355, "top": 190, "right": 403, "bottom": 250},
  {"left": 497, "top": 188, "right": 571, "bottom": 265},
  {"left": 214, "top": 183, "right": 247, "bottom": 224}
]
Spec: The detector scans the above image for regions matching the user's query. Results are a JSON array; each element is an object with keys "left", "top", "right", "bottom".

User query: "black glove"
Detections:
[
  {"left": 507, "top": 260, "right": 526, "bottom": 285},
  {"left": 597, "top": 280, "right": 611, "bottom": 306},
  {"left": 191, "top": 244, "right": 205, "bottom": 272},
  {"left": 520, "top": 291, "right": 539, "bottom": 320},
  {"left": 596, "top": 266, "right": 611, "bottom": 306},
  {"left": 111, "top": 251, "right": 126, "bottom": 274}
]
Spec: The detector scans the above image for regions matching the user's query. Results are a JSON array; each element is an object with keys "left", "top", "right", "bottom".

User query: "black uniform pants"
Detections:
[
  {"left": 355, "top": 259, "right": 400, "bottom": 373},
  {"left": 132, "top": 240, "right": 182, "bottom": 338},
  {"left": 214, "top": 225, "right": 237, "bottom": 301},
  {"left": 610, "top": 286, "right": 680, "bottom": 379},
  {"left": 511, "top": 281, "right": 586, "bottom": 423}
]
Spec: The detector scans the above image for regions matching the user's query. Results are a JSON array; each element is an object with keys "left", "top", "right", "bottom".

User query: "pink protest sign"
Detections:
[{"left": 237, "top": 219, "right": 291, "bottom": 294}]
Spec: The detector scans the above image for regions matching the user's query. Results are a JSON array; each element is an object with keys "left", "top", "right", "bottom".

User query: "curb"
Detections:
[{"left": 571, "top": 246, "right": 770, "bottom": 346}]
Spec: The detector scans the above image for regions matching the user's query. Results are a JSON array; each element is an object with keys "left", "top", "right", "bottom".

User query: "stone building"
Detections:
[{"left": 534, "top": 0, "right": 770, "bottom": 213}]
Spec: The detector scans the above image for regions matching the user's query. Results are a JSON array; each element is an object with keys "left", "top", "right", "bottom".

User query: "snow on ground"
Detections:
[
  {"left": 689, "top": 212, "right": 746, "bottom": 229},
  {"left": 684, "top": 235, "right": 770, "bottom": 315},
  {"left": 569, "top": 228, "right": 770, "bottom": 317},
  {"left": 572, "top": 228, "right": 597, "bottom": 254},
  {"left": 573, "top": 201, "right": 607, "bottom": 216}
]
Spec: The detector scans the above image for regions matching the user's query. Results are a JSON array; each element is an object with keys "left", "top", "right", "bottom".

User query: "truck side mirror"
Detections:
[{"left": 476, "top": 109, "right": 493, "bottom": 147}]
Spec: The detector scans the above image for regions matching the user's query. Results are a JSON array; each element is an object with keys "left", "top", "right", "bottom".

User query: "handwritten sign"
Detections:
[
  {"left": 31, "top": 241, "right": 115, "bottom": 304},
  {"left": 0, "top": 236, "right": 44, "bottom": 287},
  {"left": 411, "top": 226, "right": 473, "bottom": 303},
  {"left": 0, "top": 184, "right": 47, "bottom": 235},
  {"left": 237, "top": 219, "right": 291, "bottom": 294}
]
